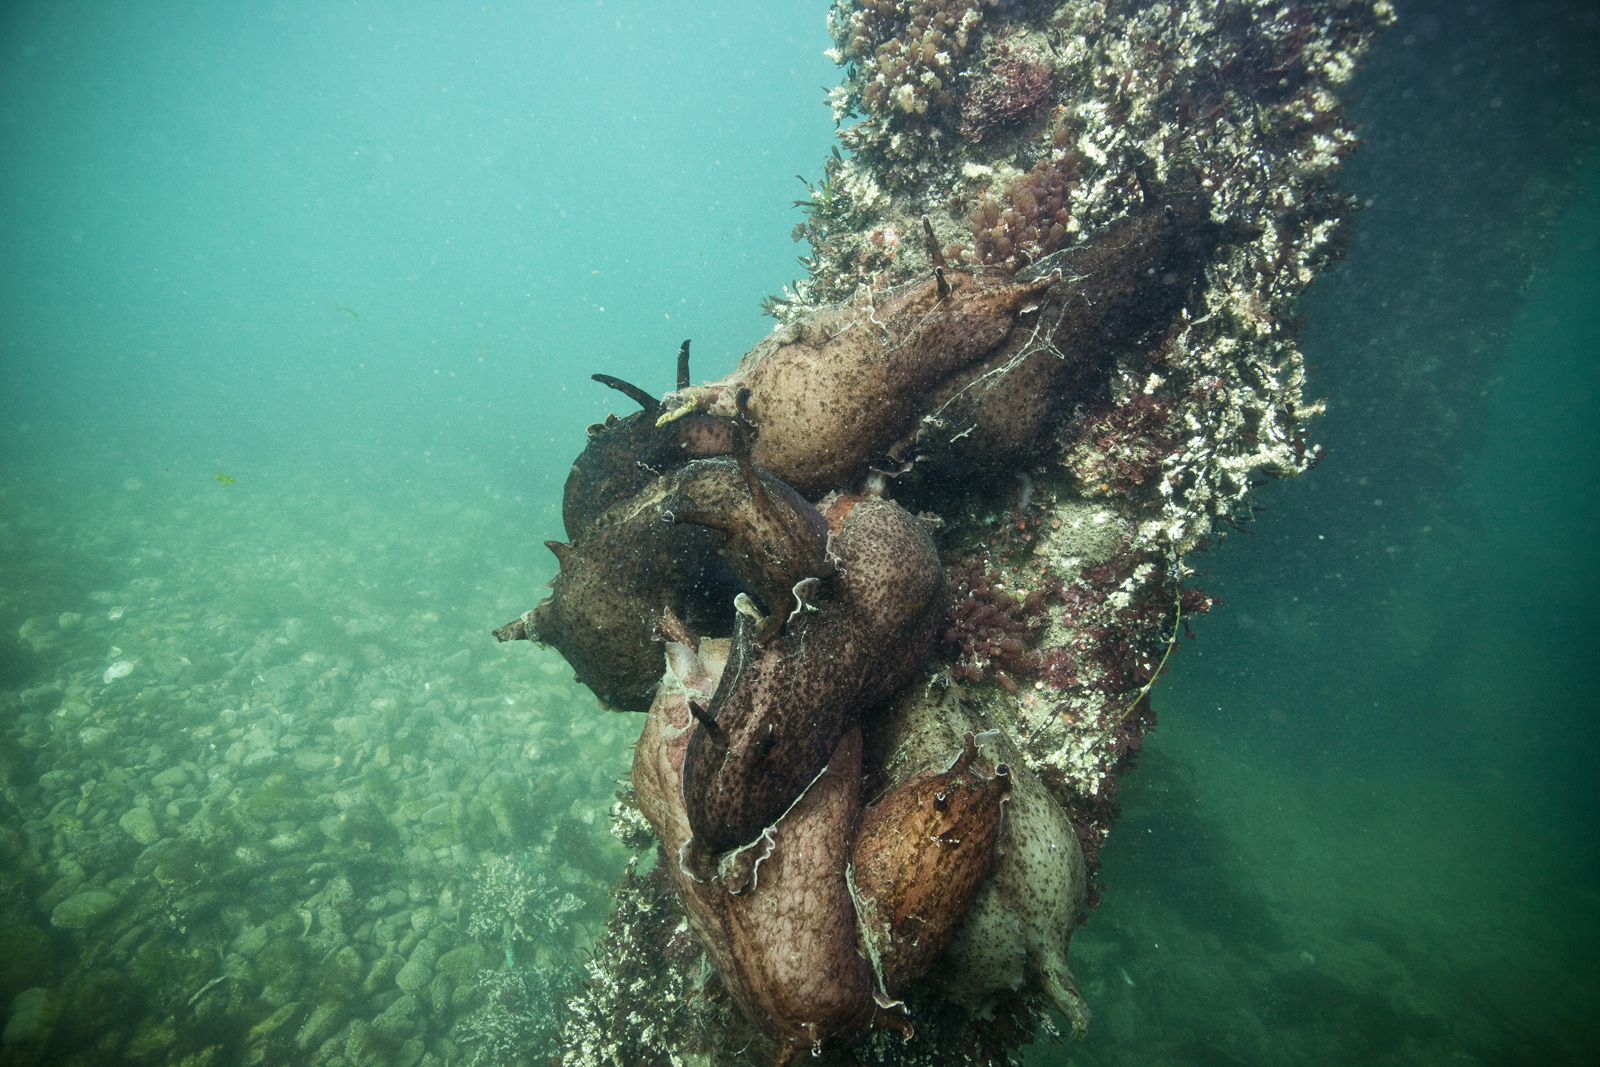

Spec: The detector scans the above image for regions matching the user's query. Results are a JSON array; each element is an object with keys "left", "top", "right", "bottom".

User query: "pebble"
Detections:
[
  {"left": 2, "top": 479, "right": 630, "bottom": 1063},
  {"left": 394, "top": 946, "right": 435, "bottom": 994},
  {"left": 3, "top": 988, "right": 54, "bottom": 1046},
  {"left": 50, "top": 890, "right": 119, "bottom": 930},
  {"left": 150, "top": 766, "right": 190, "bottom": 790},
  {"left": 118, "top": 807, "right": 160, "bottom": 846},
  {"left": 293, "top": 1001, "right": 345, "bottom": 1051}
]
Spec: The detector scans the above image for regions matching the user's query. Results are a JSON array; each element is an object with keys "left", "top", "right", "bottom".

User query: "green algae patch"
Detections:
[{"left": 342, "top": 799, "right": 401, "bottom": 850}]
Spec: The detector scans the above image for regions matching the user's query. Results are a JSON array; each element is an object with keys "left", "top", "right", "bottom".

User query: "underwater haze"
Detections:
[{"left": 1, "top": 2, "right": 1596, "bottom": 1066}]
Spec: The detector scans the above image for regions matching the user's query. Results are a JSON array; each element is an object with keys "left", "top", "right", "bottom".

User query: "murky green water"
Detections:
[{"left": 2, "top": 3, "right": 1595, "bottom": 1066}]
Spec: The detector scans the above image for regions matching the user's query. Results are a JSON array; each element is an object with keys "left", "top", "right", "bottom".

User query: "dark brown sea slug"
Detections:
[
  {"left": 682, "top": 495, "right": 945, "bottom": 857},
  {"left": 662, "top": 268, "right": 1057, "bottom": 498},
  {"left": 562, "top": 403, "right": 738, "bottom": 541},
  {"left": 663, "top": 453, "right": 834, "bottom": 636},
  {"left": 849, "top": 732, "right": 1011, "bottom": 998},
  {"left": 499, "top": 458, "right": 829, "bottom": 712},
  {"left": 905, "top": 184, "right": 1223, "bottom": 479},
  {"left": 497, "top": 478, "right": 723, "bottom": 711},
  {"left": 632, "top": 640, "right": 878, "bottom": 1063},
  {"left": 562, "top": 342, "right": 741, "bottom": 540}
]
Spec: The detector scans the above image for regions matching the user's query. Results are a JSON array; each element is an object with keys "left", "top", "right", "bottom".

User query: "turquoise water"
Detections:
[
  {"left": 1050, "top": 170, "right": 1600, "bottom": 1065},
  {"left": 1, "top": 2, "right": 1595, "bottom": 1066}
]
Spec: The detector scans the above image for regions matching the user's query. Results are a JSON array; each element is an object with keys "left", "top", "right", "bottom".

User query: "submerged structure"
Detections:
[{"left": 499, "top": 0, "right": 1394, "bottom": 1063}]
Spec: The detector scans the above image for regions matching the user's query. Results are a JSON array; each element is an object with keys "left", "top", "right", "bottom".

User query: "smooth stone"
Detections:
[
  {"left": 19, "top": 686, "right": 62, "bottom": 712},
  {"left": 294, "top": 1001, "right": 346, "bottom": 1051},
  {"left": 151, "top": 766, "right": 190, "bottom": 790},
  {"left": 426, "top": 972, "right": 453, "bottom": 1011},
  {"left": 373, "top": 993, "right": 419, "bottom": 1039},
  {"left": 57, "top": 702, "right": 91, "bottom": 723},
  {"left": 2, "top": 987, "right": 54, "bottom": 1047},
  {"left": 433, "top": 943, "right": 485, "bottom": 984},
  {"left": 362, "top": 956, "right": 403, "bottom": 995},
  {"left": 343, "top": 1019, "right": 374, "bottom": 1063},
  {"left": 125, "top": 1016, "right": 179, "bottom": 1059},
  {"left": 0, "top": 926, "right": 52, "bottom": 1002},
  {"left": 329, "top": 946, "right": 363, "bottom": 988},
  {"left": 293, "top": 750, "right": 334, "bottom": 773},
  {"left": 119, "top": 808, "right": 160, "bottom": 846},
  {"left": 50, "top": 890, "right": 118, "bottom": 930},
  {"left": 77, "top": 726, "right": 112, "bottom": 748},
  {"left": 393, "top": 950, "right": 434, "bottom": 994},
  {"left": 246, "top": 1001, "right": 299, "bottom": 1043},
  {"left": 37, "top": 771, "right": 72, "bottom": 793},
  {"left": 16, "top": 618, "right": 60, "bottom": 653},
  {"left": 265, "top": 832, "right": 301, "bottom": 853},
  {"left": 231, "top": 925, "right": 269, "bottom": 958}
]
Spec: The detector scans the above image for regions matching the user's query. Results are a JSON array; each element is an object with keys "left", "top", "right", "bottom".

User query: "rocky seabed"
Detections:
[{"left": 0, "top": 476, "right": 624, "bottom": 1067}]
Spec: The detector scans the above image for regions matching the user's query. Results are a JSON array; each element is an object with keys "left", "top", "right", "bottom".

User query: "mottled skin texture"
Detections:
[
  {"left": 518, "top": 185, "right": 1173, "bottom": 1053},
  {"left": 903, "top": 188, "right": 1223, "bottom": 480},
  {"left": 643, "top": 186, "right": 1218, "bottom": 503},
  {"left": 683, "top": 496, "right": 946, "bottom": 856},
  {"left": 850, "top": 733, "right": 1011, "bottom": 997},
  {"left": 529, "top": 187, "right": 1216, "bottom": 708},
  {"left": 518, "top": 459, "right": 831, "bottom": 712},
  {"left": 722, "top": 728, "right": 874, "bottom": 1060},
  {"left": 522, "top": 473, "right": 729, "bottom": 711},
  {"left": 563, "top": 406, "right": 741, "bottom": 540},
  {"left": 872, "top": 682, "right": 1092, "bottom": 1036},
  {"left": 632, "top": 642, "right": 875, "bottom": 1063},
  {"left": 664, "top": 456, "right": 833, "bottom": 630},
  {"left": 670, "top": 268, "right": 1055, "bottom": 497}
]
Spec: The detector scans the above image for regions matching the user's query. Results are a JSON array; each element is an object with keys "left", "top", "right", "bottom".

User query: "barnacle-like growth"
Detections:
[
  {"left": 456, "top": 966, "right": 569, "bottom": 1067},
  {"left": 1064, "top": 393, "right": 1185, "bottom": 500},
  {"left": 828, "top": 0, "right": 988, "bottom": 183},
  {"left": 839, "top": 0, "right": 983, "bottom": 118},
  {"left": 466, "top": 854, "right": 583, "bottom": 962}
]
